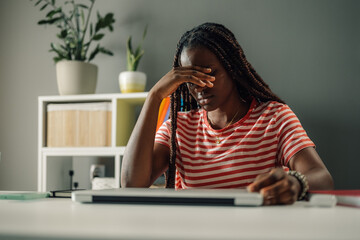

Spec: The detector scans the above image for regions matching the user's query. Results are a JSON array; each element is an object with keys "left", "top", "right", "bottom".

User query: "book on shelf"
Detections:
[{"left": 309, "top": 190, "right": 360, "bottom": 208}]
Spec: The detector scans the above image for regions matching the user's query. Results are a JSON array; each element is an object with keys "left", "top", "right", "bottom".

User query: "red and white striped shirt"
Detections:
[{"left": 155, "top": 98, "right": 315, "bottom": 189}]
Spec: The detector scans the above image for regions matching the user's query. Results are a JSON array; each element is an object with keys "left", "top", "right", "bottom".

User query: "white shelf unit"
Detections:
[{"left": 38, "top": 93, "right": 148, "bottom": 191}]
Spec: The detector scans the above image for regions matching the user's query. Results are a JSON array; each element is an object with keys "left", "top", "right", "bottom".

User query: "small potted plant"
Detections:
[
  {"left": 31, "top": 0, "right": 115, "bottom": 95},
  {"left": 119, "top": 25, "right": 148, "bottom": 93}
]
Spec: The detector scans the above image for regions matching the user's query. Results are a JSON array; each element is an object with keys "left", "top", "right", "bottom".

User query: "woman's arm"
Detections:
[
  {"left": 121, "top": 66, "right": 215, "bottom": 187},
  {"left": 121, "top": 92, "right": 167, "bottom": 187},
  {"left": 288, "top": 147, "right": 334, "bottom": 190},
  {"left": 247, "top": 147, "right": 334, "bottom": 205}
]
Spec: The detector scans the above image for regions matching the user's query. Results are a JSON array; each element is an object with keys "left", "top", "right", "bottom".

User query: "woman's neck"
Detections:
[{"left": 207, "top": 98, "right": 252, "bottom": 130}]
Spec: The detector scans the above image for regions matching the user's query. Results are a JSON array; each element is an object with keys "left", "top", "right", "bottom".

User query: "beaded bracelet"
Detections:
[{"left": 287, "top": 170, "right": 309, "bottom": 200}]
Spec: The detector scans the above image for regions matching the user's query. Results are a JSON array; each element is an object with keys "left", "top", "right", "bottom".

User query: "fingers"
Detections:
[
  {"left": 263, "top": 188, "right": 297, "bottom": 205},
  {"left": 247, "top": 168, "right": 285, "bottom": 192},
  {"left": 261, "top": 178, "right": 297, "bottom": 205},
  {"left": 260, "top": 177, "right": 289, "bottom": 197},
  {"left": 153, "top": 66, "right": 215, "bottom": 100},
  {"left": 247, "top": 168, "right": 299, "bottom": 205},
  {"left": 182, "top": 75, "right": 214, "bottom": 89},
  {"left": 173, "top": 66, "right": 215, "bottom": 88}
]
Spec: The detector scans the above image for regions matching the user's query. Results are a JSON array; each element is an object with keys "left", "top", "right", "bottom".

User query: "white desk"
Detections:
[{"left": 0, "top": 198, "right": 359, "bottom": 240}]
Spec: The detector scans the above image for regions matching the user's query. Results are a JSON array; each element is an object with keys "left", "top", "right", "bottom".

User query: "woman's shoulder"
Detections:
[
  {"left": 259, "top": 100, "right": 287, "bottom": 109},
  {"left": 253, "top": 100, "right": 290, "bottom": 118}
]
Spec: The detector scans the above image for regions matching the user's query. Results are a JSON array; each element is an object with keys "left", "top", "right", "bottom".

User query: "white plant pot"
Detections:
[
  {"left": 119, "top": 71, "right": 146, "bottom": 93},
  {"left": 56, "top": 60, "right": 98, "bottom": 95}
]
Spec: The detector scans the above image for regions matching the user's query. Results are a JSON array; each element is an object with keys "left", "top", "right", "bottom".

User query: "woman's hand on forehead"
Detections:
[{"left": 150, "top": 66, "right": 215, "bottom": 100}]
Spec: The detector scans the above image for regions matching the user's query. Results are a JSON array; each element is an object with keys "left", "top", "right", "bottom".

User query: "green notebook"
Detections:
[{"left": 0, "top": 192, "right": 50, "bottom": 200}]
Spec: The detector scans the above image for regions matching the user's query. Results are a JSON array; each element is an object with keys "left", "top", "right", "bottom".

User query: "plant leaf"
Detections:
[
  {"left": 127, "top": 47, "right": 132, "bottom": 71},
  {"left": 61, "top": 29, "right": 67, "bottom": 38},
  {"left": 35, "top": 0, "right": 42, "bottom": 6},
  {"left": 46, "top": 17, "right": 62, "bottom": 24},
  {"left": 37, "top": 18, "right": 60, "bottom": 25},
  {"left": 129, "top": 55, "right": 135, "bottom": 71},
  {"left": 142, "top": 24, "right": 148, "bottom": 40},
  {"left": 134, "top": 45, "right": 142, "bottom": 57},
  {"left": 37, "top": 19, "right": 49, "bottom": 25},
  {"left": 104, "top": 13, "right": 114, "bottom": 25},
  {"left": 134, "top": 50, "right": 144, "bottom": 61},
  {"left": 69, "top": 9, "right": 74, "bottom": 21},
  {"left": 77, "top": 4, "right": 88, "bottom": 9},
  {"left": 56, "top": 29, "right": 68, "bottom": 39},
  {"left": 88, "top": 44, "right": 100, "bottom": 61},
  {"left": 40, "top": 3, "right": 48, "bottom": 10},
  {"left": 46, "top": 8, "right": 61, "bottom": 18},
  {"left": 89, "top": 23, "right": 93, "bottom": 36},
  {"left": 92, "top": 33, "right": 104, "bottom": 41},
  {"left": 99, "top": 47, "right": 113, "bottom": 56},
  {"left": 80, "top": 9, "right": 85, "bottom": 26},
  {"left": 127, "top": 36, "right": 133, "bottom": 53},
  {"left": 50, "top": 43, "right": 67, "bottom": 58},
  {"left": 95, "top": 19, "right": 102, "bottom": 32},
  {"left": 133, "top": 51, "right": 144, "bottom": 71},
  {"left": 53, "top": 56, "right": 64, "bottom": 63},
  {"left": 60, "top": 44, "right": 67, "bottom": 51}
]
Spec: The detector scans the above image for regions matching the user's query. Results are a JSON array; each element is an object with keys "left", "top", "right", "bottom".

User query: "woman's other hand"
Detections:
[
  {"left": 247, "top": 168, "right": 301, "bottom": 205},
  {"left": 150, "top": 66, "right": 215, "bottom": 101}
]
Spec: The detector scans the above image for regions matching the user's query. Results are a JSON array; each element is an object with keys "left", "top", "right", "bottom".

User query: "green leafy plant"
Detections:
[
  {"left": 127, "top": 25, "right": 148, "bottom": 71},
  {"left": 31, "top": 0, "right": 115, "bottom": 63}
]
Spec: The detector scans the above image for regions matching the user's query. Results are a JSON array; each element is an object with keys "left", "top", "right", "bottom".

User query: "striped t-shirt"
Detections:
[{"left": 155, "top": 98, "right": 315, "bottom": 189}]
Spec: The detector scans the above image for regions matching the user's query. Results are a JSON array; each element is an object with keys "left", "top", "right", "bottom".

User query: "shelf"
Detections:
[
  {"left": 41, "top": 147, "right": 126, "bottom": 156},
  {"left": 38, "top": 93, "right": 148, "bottom": 191},
  {"left": 38, "top": 92, "right": 148, "bottom": 103}
]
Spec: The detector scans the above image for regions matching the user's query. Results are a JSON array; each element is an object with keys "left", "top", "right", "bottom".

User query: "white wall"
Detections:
[{"left": 0, "top": 0, "right": 359, "bottom": 190}]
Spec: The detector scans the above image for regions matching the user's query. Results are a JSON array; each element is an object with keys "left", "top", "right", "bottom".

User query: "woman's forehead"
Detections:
[{"left": 180, "top": 47, "right": 219, "bottom": 67}]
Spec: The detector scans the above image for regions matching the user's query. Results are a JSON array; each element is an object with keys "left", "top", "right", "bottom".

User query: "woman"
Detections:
[{"left": 121, "top": 22, "right": 333, "bottom": 205}]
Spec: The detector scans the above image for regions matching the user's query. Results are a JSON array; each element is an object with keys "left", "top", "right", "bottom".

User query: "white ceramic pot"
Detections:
[
  {"left": 119, "top": 71, "right": 146, "bottom": 93},
  {"left": 56, "top": 60, "right": 98, "bottom": 95}
]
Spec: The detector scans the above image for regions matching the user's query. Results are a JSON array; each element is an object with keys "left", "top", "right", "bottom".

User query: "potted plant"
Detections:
[
  {"left": 119, "top": 25, "right": 148, "bottom": 93},
  {"left": 31, "top": 0, "right": 115, "bottom": 95}
]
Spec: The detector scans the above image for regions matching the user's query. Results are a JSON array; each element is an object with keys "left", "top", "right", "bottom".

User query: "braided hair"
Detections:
[{"left": 165, "top": 22, "right": 284, "bottom": 188}]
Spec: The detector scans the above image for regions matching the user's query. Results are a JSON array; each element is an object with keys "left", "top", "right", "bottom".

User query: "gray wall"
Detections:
[{"left": 0, "top": 0, "right": 359, "bottom": 190}]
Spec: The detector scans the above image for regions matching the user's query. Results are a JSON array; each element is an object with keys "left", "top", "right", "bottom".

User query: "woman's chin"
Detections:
[{"left": 201, "top": 104, "right": 216, "bottom": 112}]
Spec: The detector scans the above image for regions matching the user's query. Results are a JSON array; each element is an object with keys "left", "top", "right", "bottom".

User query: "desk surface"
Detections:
[{"left": 0, "top": 197, "right": 359, "bottom": 240}]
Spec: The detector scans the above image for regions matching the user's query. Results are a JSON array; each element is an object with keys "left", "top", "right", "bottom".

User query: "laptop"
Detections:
[{"left": 72, "top": 188, "right": 263, "bottom": 206}]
